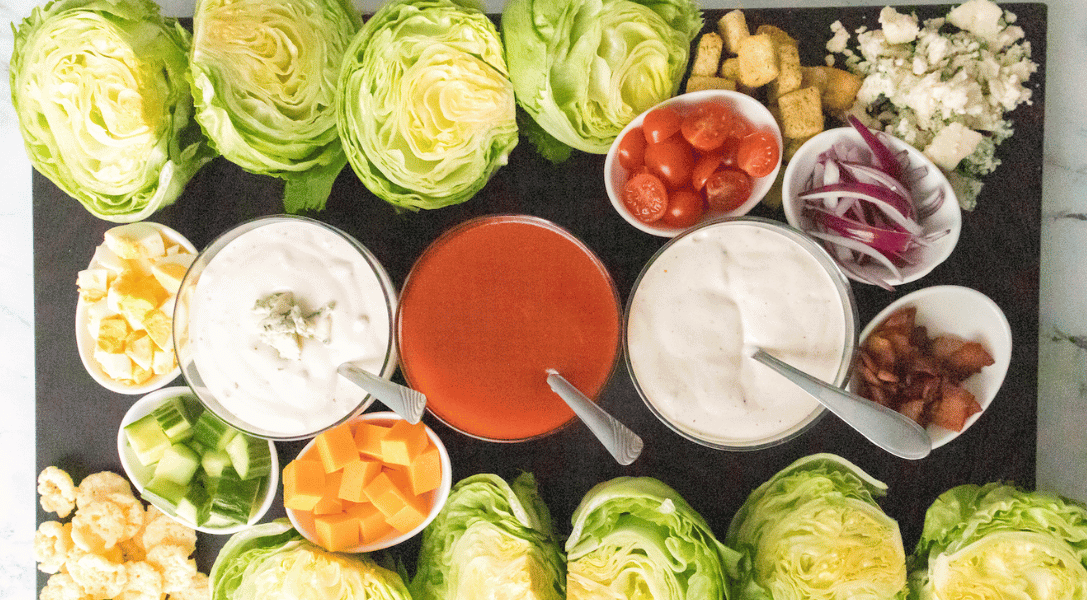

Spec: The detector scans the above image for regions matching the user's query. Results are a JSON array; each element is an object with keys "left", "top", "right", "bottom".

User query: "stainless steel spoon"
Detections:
[
  {"left": 338, "top": 363, "right": 427, "bottom": 424},
  {"left": 751, "top": 349, "right": 931, "bottom": 460},
  {"left": 546, "top": 370, "right": 644, "bottom": 465}
]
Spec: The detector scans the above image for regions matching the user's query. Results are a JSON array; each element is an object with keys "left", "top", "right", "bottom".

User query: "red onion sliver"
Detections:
[{"left": 849, "top": 116, "right": 903, "bottom": 181}]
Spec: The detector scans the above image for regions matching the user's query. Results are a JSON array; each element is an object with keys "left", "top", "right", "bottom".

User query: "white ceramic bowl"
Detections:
[
  {"left": 284, "top": 412, "right": 452, "bottom": 553},
  {"left": 851, "top": 286, "right": 1012, "bottom": 450},
  {"left": 117, "top": 386, "right": 279, "bottom": 534},
  {"left": 76, "top": 223, "right": 195, "bottom": 395},
  {"left": 781, "top": 127, "right": 961, "bottom": 287},
  {"left": 605, "top": 90, "right": 783, "bottom": 237}
]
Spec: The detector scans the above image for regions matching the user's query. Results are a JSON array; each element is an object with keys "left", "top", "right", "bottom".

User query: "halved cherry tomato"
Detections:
[
  {"left": 736, "top": 130, "right": 780, "bottom": 178},
  {"left": 691, "top": 152, "right": 723, "bottom": 190},
  {"left": 617, "top": 127, "right": 647, "bottom": 171},
  {"left": 642, "top": 107, "right": 682, "bottom": 144},
  {"left": 704, "top": 168, "right": 752, "bottom": 212},
  {"left": 622, "top": 172, "right": 669, "bottom": 223},
  {"left": 680, "top": 102, "right": 733, "bottom": 152},
  {"left": 644, "top": 139, "right": 693, "bottom": 190},
  {"left": 662, "top": 188, "right": 705, "bottom": 228}
]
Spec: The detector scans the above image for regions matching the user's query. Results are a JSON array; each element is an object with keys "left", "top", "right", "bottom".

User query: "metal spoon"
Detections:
[
  {"left": 545, "top": 369, "right": 644, "bottom": 465},
  {"left": 751, "top": 349, "right": 931, "bottom": 460},
  {"left": 337, "top": 363, "right": 427, "bottom": 424}
]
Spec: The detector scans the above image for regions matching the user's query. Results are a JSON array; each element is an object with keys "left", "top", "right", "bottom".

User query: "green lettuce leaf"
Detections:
[
  {"left": 411, "top": 473, "right": 565, "bottom": 600},
  {"left": 566, "top": 476, "right": 740, "bottom": 600},
  {"left": 502, "top": 0, "right": 702, "bottom": 154},
  {"left": 10, "top": 0, "right": 214, "bottom": 222},
  {"left": 727, "top": 454, "right": 907, "bottom": 600}
]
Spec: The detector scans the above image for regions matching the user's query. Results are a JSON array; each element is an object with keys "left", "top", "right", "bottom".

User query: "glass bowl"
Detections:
[
  {"left": 173, "top": 215, "right": 398, "bottom": 441},
  {"left": 624, "top": 216, "right": 858, "bottom": 450}
]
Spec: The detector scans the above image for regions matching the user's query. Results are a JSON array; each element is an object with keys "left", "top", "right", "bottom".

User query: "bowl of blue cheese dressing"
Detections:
[
  {"left": 174, "top": 216, "right": 398, "bottom": 441},
  {"left": 624, "top": 217, "right": 858, "bottom": 450}
]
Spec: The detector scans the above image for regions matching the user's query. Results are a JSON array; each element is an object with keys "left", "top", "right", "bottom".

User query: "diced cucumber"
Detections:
[
  {"left": 153, "top": 443, "right": 200, "bottom": 485},
  {"left": 192, "top": 410, "right": 238, "bottom": 451},
  {"left": 151, "top": 396, "right": 196, "bottom": 443},
  {"left": 225, "top": 434, "right": 272, "bottom": 480},
  {"left": 124, "top": 412, "right": 171, "bottom": 467},
  {"left": 207, "top": 468, "right": 261, "bottom": 526},
  {"left": 175, "top": 483, "right": 210, "bottom": 526},
  {"left": 143, "top": 476, "right": 188, "bottom": 514},
  {"left": 201, "top": 449, "right": 232, "bottom": 478}
]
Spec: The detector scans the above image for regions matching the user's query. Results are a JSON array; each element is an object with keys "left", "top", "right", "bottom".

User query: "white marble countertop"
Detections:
[{"left": 2, "top": 0, "right": 1085, "bottom": 596}]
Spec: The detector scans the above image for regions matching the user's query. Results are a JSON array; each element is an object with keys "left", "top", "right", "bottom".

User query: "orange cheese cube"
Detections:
[
  {"left": 354, "top": 422, "right": 392, "bottom": 459},
  {"left": 315, "top": 422, "right": 359, "bottom": 473},
  {"left": 314, "top": 512, "right": 359, "bottom": 552},
  {"left": 314, "top": 472, "right": 344, "bottom": 515},
  {"left": 379, "top": 420, "right": 430, "bottom": 466},
  {"left": 405, "top": 446, "right": 443, "bottom": 495},
  {"left": 283, "top": 458, "right": 326, "bottom": 511},
  {"left": 348, "top": 502, "right": 393, "bottom": 544},
  {"left": 386, "top": 492, "right": 430, "bottom": 533},
  {"left": 364, "top": 471, "right": 409, "bottom": 518},
  {"left": 338, "top": 459, "right": 382, "bottom": 503}
]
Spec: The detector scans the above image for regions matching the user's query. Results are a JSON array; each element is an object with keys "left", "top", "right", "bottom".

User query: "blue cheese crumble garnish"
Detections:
[{"left": 254, "top": 291, "right": 334, "bottom": 360}]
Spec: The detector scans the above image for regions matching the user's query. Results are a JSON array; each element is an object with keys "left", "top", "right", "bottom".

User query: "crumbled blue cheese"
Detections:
[
  {"left": 253, "top": 291, "right": 334, "bottom": 361},
  {"left": 827, "top": 0, "right": 1037, "bottom": 209}
]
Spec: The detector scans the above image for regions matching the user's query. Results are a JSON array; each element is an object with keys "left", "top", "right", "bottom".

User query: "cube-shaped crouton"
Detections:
[
  {"left": 777, "top": 87, "right": 824, "bottom": 139},
  {"left": 719, "top": 57, "right": 740, "bottom": 80},
  {"left": 691, "top": 33, "right": 723, "bottom": 77},
  {"left": 736, "top": 34, "right": 779, "bottom": 88},
  {"left": 801, "top": 66, "right": 863, "bottom": 112},
  {"left": 767, "top": 43, "right": 802, "bottom": 102},
  {"left": 686, "top": 76, "right": 737, "bottom": 93},
  {"left": 717, "top": 10, "right": 749, "bottom": 55},
  {"left": 755, "top": 24, "right": 798, "bottom": 49}
]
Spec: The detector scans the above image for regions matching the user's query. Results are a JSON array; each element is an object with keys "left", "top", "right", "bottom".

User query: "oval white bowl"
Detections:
[
  {"left": 117, "top": 386, "right": 279, "bottom": 534},
  {"left": 605, "top": 90, "right": 783, "bottom": 238},
  {"left": 285, "top": 411, "right": 452, "bottom": 553},
  {"left": 852, "top": 286, "right": 1012, "bottom": 450},
  {"left": 76, "top": 223, "right": 196, "bottom": 395},
  {"left": 781, "top": 127, "right": 961, "bottom": 287}
]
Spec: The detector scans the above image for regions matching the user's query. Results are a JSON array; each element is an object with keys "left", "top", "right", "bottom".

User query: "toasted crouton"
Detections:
[
  {"left": 717, "top": 10, "right": 750, "bottom": 55},
  {"left": 755, "top": 24, "right": 798, "bottom": 49},
  {"left": 767, "top": 43, "right": 802, "bottom": 102},
  {"left": 692, "top": 33, "right": 724, "bottom": 77},
  {"left": 801, "top": 66, "right": 864, "bottom": 112},
  {"left": 686, "top": 76, "right": 737, "bottom": 93},
  {"left": 719, "top": 57, "right": 740, "bottom": 80},
  {"left": 736, "top": 34, "right": 779, "bottom": 88},
  {"left": 777, "top": 86, "right": 824, "bottom": 139}
]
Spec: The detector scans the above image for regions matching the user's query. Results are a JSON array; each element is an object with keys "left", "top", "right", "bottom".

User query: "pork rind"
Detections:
[
  {"left": 34, "top": 521, "right": 74, "bottom": 574},
  {"left": 38, "top": 467, "right": 77, "bottom": 518}
]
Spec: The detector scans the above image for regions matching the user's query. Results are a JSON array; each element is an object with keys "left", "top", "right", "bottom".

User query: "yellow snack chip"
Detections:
[{"left": 143, "top": 310, "right": 172, "bottom": 350}]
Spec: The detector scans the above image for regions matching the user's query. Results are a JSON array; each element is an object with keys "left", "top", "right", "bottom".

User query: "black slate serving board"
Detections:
[{"left": 34, "top": 3, "right": 1046, "bottom": 587}]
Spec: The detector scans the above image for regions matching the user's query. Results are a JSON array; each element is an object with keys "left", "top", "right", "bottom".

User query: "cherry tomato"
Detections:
[
  {"left": 680, "top": 102, "right": 733, "bottom": 152},
  {"left": 622, "top": 172, "right": 669, "bottom": 223},
  {"left": 691, "top": 152, "right": 723, "bottom": 190},
  {"left": 736, "top": 130, "right": 780, "bottom": 178},
  {"left": 644, "top": 139, "right": 693, "bottom": 190},
  {"left": 642, "top": 107, "right": 682, "bottom": 144},
  {"left": 662, "top": 188, "right": 705, "bottom": 228},
  {"left": 704, "top": 168, "right": 752, "bottom": 212},
  {"left": 617, "top": 127, "right": 647, "bottom": 171}
]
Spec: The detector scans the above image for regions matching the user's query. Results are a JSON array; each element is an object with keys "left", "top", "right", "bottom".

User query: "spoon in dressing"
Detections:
[
  {"left": 545, "top": 369, "right": 643, "bottom": 465},
  {"left": 751, "top": 348, "right": 931, "bottom": 460},
  {"left": 337, "top": 363, "right": 427, "bottom": 424}
]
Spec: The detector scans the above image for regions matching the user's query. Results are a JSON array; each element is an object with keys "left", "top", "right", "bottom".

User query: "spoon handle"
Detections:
[
  {"left": 751, "top": 349, "right": 930, "bottom": 460},
  {"left": 337, "top": 363, "right": 427, "bottom": 424},
  {"left": 546, "top": 371, "right": 644, "bottom": 465}
]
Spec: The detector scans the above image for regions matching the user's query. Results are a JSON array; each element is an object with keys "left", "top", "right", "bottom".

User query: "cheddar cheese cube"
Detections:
[
  {"left": 314, "top": 512, "right": 359, "bottom": 552},
  {"left": 405, "top": 446, "right": 443, "bottom": 495},
  {"left": 379, "top": 420, "right": 430, "bottom": 466},
  {"left": 314, "top": 472, "right": 344, "bottom": 515},
  {"left": 386, "top": 492, "right": 429, "bottom": 533},
  {"left": 354, "top": 422, "right": 392, "bottom": 459},
  {"left": 339, "top": 459, "right": 382, "bottom": 503},
  {"left": 283, "top": 458, "right": 326, "bottom": 511},
  {"left": 348, "top": 502, "right": 393, "bottom": 544},
  {"left": 316, "top": 422, "right": 359, "bottom": 473}
]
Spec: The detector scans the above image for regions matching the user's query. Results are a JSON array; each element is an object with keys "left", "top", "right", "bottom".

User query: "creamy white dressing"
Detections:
[
  {"left": 189, "top": 220, "right": 392, "bottom": 436},
  {"left": 627, "top": 222, "right": 849, "bottom": 445}
]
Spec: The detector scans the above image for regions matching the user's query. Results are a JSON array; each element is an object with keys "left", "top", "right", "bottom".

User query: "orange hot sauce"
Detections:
[{"left": 397, "top": 215, "right": 621, "bottom": 441}]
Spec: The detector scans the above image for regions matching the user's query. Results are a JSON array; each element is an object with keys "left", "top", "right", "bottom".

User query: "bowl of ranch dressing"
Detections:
[
  {"left": 625, "top": 217, "right": 858, "bottom": 450},
  {"left": 173, "top": 216, "right": 398, "bottom": 441}
]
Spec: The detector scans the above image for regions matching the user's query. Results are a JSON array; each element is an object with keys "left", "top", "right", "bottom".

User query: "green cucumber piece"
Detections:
[
  {"left": 143, "top": 476, "right": 188, "bottom": 514},
  {"left": 153, "top": 443, "right": 200, "bottom": 485},
  {"left": 225, "top": 434, "right": 271, "bottom": 480},
  {"left": 201, "top": 449, "right": 232, "bottom": 478},
  {"left": 151, "top": 396, "right": 196, "bottom": 443},
  {"left": 207, "top": 468, "right": 261, "bottom": 526},
  {"left": 175, "top": 483, "right": 211, "bottom": 526},
  {"left": 192, "top": 411, "right": 238, "bottom": 450},
  {"left": 124, "top": 412, "right": 171, "bottom": 467}
]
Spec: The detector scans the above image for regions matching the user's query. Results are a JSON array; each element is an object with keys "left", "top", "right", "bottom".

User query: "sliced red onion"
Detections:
[
  {"left": 812, "top": 208, "right": 914, "bottom": 257},
  {"left": 799, "top": 183, "right": 921, "bottom": 236},
  {"left": 850, "top": 115, "right": 903, "bottom": 181},
  {"left": 807, "top": 230, "right": 902, "bottom": 291}
]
